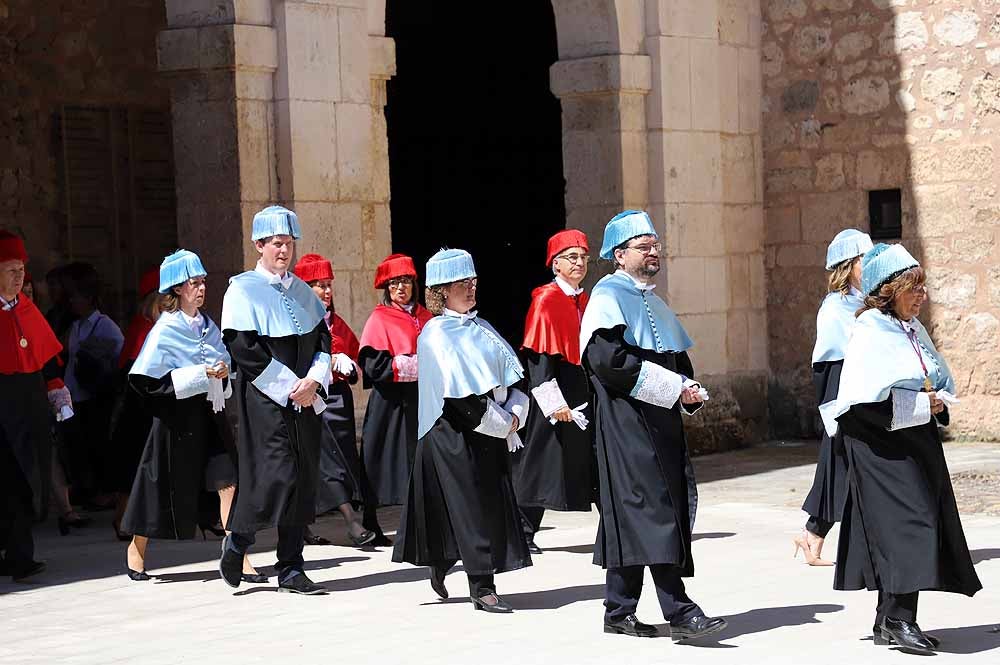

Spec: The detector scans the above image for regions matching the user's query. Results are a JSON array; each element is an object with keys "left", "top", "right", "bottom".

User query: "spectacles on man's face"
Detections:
[
  {"left": 388, "top": 277, "right": 414, "bottom": 289},
  {"left": 555, "top": 253, "right": 590, "bottom": 265},
  {"left": 625, "top": 242, "right": 662, "bottom": 256}
]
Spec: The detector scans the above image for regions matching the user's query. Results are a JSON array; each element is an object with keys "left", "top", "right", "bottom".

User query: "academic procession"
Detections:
[{"left": 3, "top": 202, "right": 994, "bottom": 659}]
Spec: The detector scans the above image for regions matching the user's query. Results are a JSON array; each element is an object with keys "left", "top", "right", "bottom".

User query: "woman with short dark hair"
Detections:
[{"left": 831, "top": 243, "right": 981, "bottom": 653}]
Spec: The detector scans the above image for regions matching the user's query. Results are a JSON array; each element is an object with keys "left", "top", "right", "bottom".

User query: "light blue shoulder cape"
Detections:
[
  {"left": 579, "top": 271, "right": 693, "bottom": 354},
  {"left": 221, "top": 270, "right": 326, "bottom": 337},
  {"left": 130, "top": 311, "right": 230, "bottom": 379},
  {"left": 417, "top": 313, "right": 524, "bottom": 438},
  {"left": 832, "top": 309, "right": 955, "bottom": 421},
  {"left": 811, "top": 290, "right": 864, "bottom": 364}
]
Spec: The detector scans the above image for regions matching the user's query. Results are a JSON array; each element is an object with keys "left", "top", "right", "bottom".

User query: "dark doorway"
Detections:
[{"left": 385, "top": 1, "right": 566, "bottom": 343}]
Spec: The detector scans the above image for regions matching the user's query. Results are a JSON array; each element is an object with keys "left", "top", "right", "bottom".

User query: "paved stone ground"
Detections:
[{"left": 2, "top": 441, "right": 999, "bottom": 665}]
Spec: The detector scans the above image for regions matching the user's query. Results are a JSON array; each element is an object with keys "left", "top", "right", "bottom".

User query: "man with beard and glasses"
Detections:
[{"left": 579, "top": 210, "right": 727, "bottom": 641}]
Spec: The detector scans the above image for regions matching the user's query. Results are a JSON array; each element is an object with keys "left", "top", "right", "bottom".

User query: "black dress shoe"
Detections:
[
  {"left": 218, "top": 536, "right": 243, "bottom": 588},
  {"left": 348, "top": 529, "right": 377, "bottom": 547},
  {"left": 277, "top": 573, "right": 327, "bottom": 595},
  {"left": 127, "top": 568, "right": 150, "bottom": 581},
  {"left": 470, "top": 593, "right": 513, "bottom": 613},
  {"left": 369, "top": 533, "right": 393, "bottom": 547},
  {"left": 241, "top": 573, "right": 269, "bottom": 584},
  {"left": 873, "top": 623, "right": 940, "bottom": 648},
  {"left": 879, "top": 617, "right": 936, "bottom": 652},
  {"left": 526, "top": 538, "right": 543, "bottom": 555},
  {"left": 603, "top": 614, "right": 658, "bottom": 638},
  {"left": 303, "top": 528, "right": 332, "bottom": 546},
  {"left": 429, "top": 566, "right": 449, "bottom": 599},
  {"left": 10, "top": 560, "right": 46, "bottom": 582},
  {"left": 670, "top": 615, "right": 728, "bottom": 641}
]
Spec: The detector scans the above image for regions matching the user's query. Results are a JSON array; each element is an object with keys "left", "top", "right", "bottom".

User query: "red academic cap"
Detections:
[
  {"left": 0, "top": 230, "right": 28, "bottom": 263},
  {"left": 546, "top": 229, "right": 589, "bottom": 266},
  {"left": 139, "top": 267, "right": 160, "bottom": 297},
  {"left": 374, "top": 253, "right": 417, "bottom": 289},
  {"left": 293, "top": 253, "right": 334, "bottom": 283}
]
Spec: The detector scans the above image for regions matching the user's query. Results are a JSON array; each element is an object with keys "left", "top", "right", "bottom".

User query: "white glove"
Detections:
[
  {"left": 937, "top": 390, "right": 960, "bottom": 406},
  {"left": 332, "top": 353, "right": 356, "bottom": 377},
  {"left": 683, "top": 378, "right": 710, "bottom": 401},
  {"left": 394, "top": 354, "right": 418, "bottom": 382},
  {"left": 506, "top": 431, "right": 524, "bottom": 453},
  {"left": 207, "top": 377, "right": 226, "bottom": 413},
  {"left": 550, "top": 402, "right": 590, "bottom": 431}
]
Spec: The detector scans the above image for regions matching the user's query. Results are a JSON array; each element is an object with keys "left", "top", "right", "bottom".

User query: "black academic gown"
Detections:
[
  {"left": 359, "top": 349, "right": 418, "bottom": 507},
  {"left": 224, "top": 322, "right": 330, "bottom": 533},
  {"left": 584, "top": 326, "right": 700, "bottom": 572},
  {"left": 121, "top": 374, "right": 234, "bottom": 540},
  {"left": 109, "top": 363, "right": 154, "bottom": 493},
  {"left": 801, "top": 360, "right": 848, "bottom": 523},
  {"left": 834, "top": 400, "right": 981, "bottom": 597},
  {"left": 513, "top": 350, "right": 594, "bottom": 511},
  {"left": 392, "top": 392, "right": 532, "bottom": 576},
  {"left": 316, "top": 375, "right": 361, "bottom": 513}
]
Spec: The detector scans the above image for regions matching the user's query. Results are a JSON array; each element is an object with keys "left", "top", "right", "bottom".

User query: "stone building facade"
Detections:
[{"left": 2, "top": 0, "right": 998, "bottom": 447}]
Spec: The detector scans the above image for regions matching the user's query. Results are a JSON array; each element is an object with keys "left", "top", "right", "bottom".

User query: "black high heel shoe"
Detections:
[
  {"left": 58, "top": 513, "right": 94, "bottom": 536},
  {"left": 348, "top": 529, "right": 377, "bottom": 547},
  {"left": 127, "top": 568, "right": 150, "bottom": 581},
  {"left": 199, "top": 523, "right": 226, "bottom": 540},
  {"left": 470, "top": 593, "right": 513, "bottom": 613},
  {"left": 303, "top": 528, "right": 332, "bottom": 546}
]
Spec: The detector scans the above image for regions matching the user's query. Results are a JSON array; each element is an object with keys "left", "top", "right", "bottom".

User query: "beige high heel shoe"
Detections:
[{"left": 793, "top": 530, "right": 835, "bottom": 566}]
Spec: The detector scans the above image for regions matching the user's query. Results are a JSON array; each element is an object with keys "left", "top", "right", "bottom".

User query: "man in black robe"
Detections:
[
  {"left": 580, "top": 211, "right": 727, "bottom": 641},
  {"left": 218, "top": 206, "right": 331, "bottom": 595}
]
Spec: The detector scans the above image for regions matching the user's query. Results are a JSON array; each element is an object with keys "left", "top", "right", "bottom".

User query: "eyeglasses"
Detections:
[
  {"left": 453, "top": 277, "right": 478, "bottom": 290},
  {"left": 625, "top": 242, "right": 662, "bottom": 256},
  {"left": 555, "top": 253, "right": 590, "bottom": 265},
  {"left": 908, "top": 284, "right": 928, "bottom": 296},
  {"left": 387, "top": 277, "right": 414, "bottom": 288}
]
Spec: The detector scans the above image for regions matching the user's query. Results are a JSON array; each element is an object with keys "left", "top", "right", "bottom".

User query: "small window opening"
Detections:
[{"left": 868, "top": 189, "right": 902, "bottom": 240}]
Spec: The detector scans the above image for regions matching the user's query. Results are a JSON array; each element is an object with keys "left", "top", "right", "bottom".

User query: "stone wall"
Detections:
[
  {"left": 0, "top": 0, "right": 168, "bottom": 295},
  {"left": 762, "top": 0, "right": 1000, "bottom": 440}
]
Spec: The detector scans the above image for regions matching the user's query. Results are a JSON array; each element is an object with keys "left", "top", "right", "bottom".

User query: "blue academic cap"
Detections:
[
  {"left": 599, "top": 210, "right": 657, "bottom": 260},
  {"left": 861, "top": 243, "right": 919, "bottom": 296},
  {"left": 826, "top": 229, "right": 874, "bottom": 270},
  {"left": 252, "top": 205, "right": 301, "bottom": 241},
  {"left": 425, "top": 248, "right": 476, "bottom": 287},
  {"left": 159, "top": 249, "right": 207, "bottom": 294}
]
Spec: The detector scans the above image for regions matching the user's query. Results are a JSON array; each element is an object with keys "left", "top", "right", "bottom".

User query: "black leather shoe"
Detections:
[
  {"left": 369, "top": 533, "right": 393, "bottom": 547},
  {"left": 127, "top": 568, "right": 150, "bottom": 581},
  {"left": 218, "top": 536, "right": 243, "bottom": 588},
  {"left": 526, "top": 537, "right": 543, "bottom": 555},
  {"left": 277, "top": 573, "right": 327, "bottom": 595},
  {"left": 603, "top": 614, "right": 658, "bottom": 638},
  {"left": 303, "top": 528, "right": 332, "bottom": 546},
  {"left": 348, "top": 529, "right": 377, "bottom": 547},
  {"left": 471, "top": 593, "right": 513, "bottom": 613},
  {"left": 879, "top": 618, "right": 936, "bottom": 652},
  {"left": 873, "top": 623, "right": 939, "bottom": 648},
  {"left": 241, "top": 573, "right": 269, "bottom": 584},
  {"left": 670, "top": 615, "right": 728, "bottom": 641},
  {"left": 429, "top": 566, "right": 449, "bottom": 599},
  {"left": 10, "top": 560, "right": 46, "bottom": 582}
]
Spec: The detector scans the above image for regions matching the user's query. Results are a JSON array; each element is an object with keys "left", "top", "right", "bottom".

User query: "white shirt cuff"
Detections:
[
  {"left": 171, "top": 365, "right": 210, "bottom": 399},
  {"left": 252, "top": 358, "right": 300, "bottom": 406},
  {"left": 474, "top": 398, "right": 514, "bottom": 438},
  {"left": 306, "top": 352, "right": 332, "bottom": 392},
  {"left": 531, "top": 379, "right": 568, "bottom": 418},
  {"left": 889, "top": 388, "right": 932, "bottom": 431},
  {"left": 629, "top": 360, "right": 684, "bottom": 409}
]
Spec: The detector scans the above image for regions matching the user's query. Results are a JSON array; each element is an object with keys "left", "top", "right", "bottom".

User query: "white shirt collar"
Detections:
[
  {"left": 0, "top": 293, "right": 17, "bottom": 311},
  {"left": 554, "top": 275, "right": 584, "bottom": 296},
  {"left": 615, "top": 269, "right": 656, "bottom": 292},
  {"left": 180, "top": 309, "right": 204, "bottom": 334},
  {"left": 442, "top": 307, "right": 477, "bottom": 323},
  {"left": 255, "top": 261, "right": 293, "bottom": 289},
  {"left": 848, "top": 285, "right": 863, "bottom": 298}
]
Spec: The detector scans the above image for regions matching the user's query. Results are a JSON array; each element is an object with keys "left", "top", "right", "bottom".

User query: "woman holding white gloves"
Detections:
[
  {"left": 392, "top": 249, "right": 532, "bottom": 613},
  {"left": 292, "top": 253, "right": 375, "bottom": 547},
  {"left": 123, "top": 250, "right": 262, "bottom": 582}
]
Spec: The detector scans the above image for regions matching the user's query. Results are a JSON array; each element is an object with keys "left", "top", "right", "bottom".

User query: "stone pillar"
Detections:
[
  {"left": 644, "top": 0, "right": 768, "bottom": 448},
  {"left": 158, "top": 0, "right": 279, "bottom": 316},
  {"left": 549, "top": 0, "right": 652, "bottom": 271}
]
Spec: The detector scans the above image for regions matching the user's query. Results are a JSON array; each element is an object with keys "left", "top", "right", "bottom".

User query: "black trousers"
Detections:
[
  {"left": 433, "top": 559, "right": 495, "bottom": 597},
  {"left": 0, "top": 433, "right": 34, "bottom": 568},
  {"left": 230, "top": 525, "right": 306, "bottom": 582},
  {"left": 605, "top": 565, "right": 702, "bottom": 624},
  {"left": 805, "top": 515, "right": 834, "bottom": 538},
  {"left": 519, "top": 506, "right": 545, "bottom": 537},
  {"left": 877, "top": 590, "right": 919, "bottom": 624}
]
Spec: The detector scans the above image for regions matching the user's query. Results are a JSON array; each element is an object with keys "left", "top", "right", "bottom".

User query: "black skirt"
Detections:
[
  {"left": 801, "top": 360, "right": 848, "bottom": 523},
  {"left": 316, "top": 381, "right": 360, "bottom": 512}
]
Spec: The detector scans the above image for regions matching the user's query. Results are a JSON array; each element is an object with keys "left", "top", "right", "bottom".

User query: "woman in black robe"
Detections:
[
  {"left": 122, "top": 251, "right": 263, "bottom": 583},
  {"left": 832, "top": 243, "right": 981, "bottom": 652},
  {"left": 392, "top": 249, "right": 531, "bottom": 613},
  {"left": 358, "top": 254, "right": 432, "bottom": 545}
]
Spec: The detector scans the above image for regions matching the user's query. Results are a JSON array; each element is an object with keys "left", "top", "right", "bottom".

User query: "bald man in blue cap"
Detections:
[{"left": 579, "top": 210, "right": 727, "bottom": 641}]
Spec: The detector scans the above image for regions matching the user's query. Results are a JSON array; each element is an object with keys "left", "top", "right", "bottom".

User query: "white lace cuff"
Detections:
[
  {"left": 503, "top": 388, "right": 529, "bottom": 431},
  {"left": 474, "top": 398, "right": 514, "bottom": 438},
  {"left": 889, "top": 388, "right": 932, "bottom": 431},
  {"left": 393, "top": 354, "right": 419, "bottom": 382},
  {"left": 531, "top": 379, "right": 568, "bottom": 418},
  {"left": 818, "top": 400, "right": 839, "bottom": 437},
  {"left": 629, "top": 361, "right": 683, "bottom": 409},
  {"left": 252, "top": 358, "right": 300, "bottom": 406},
  {"left": 171, "top": 365, "right": 210, "bottom": 399},
  {"left": 306, "top": 351, "right": 332, "bottom": 392}
]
